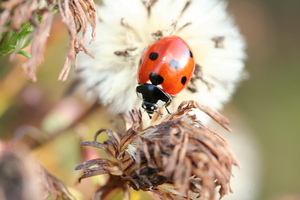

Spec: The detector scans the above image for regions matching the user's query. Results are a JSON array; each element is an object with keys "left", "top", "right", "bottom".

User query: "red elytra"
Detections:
[{"left": 137, "top": 35, "right": 195, "bottom": 96}]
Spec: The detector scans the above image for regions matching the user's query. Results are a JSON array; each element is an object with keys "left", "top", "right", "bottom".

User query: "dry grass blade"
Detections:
[{"left": 76, "top": 100, "right": 239, "bottom": 200}]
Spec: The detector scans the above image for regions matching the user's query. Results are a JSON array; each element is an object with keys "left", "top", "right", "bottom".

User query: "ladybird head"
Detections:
[
  {"left": 141, "top": 101, "right": 159, "bottom": 114},
  {"left": 136, "top": 84, "right": 172, "bottom": 118}
]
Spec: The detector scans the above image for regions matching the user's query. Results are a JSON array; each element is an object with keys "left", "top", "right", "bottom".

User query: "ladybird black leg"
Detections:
[
  {"left": 148, "top": 113, "right": 152, "bottom": 119},
  {"left": 165, "top": 107, "right": 171, "bottom": 115}
]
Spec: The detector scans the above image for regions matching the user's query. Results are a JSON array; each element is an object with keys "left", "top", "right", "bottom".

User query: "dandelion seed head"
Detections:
[{"left": 77, "top": 0, "right": 246, "bottom": 120}]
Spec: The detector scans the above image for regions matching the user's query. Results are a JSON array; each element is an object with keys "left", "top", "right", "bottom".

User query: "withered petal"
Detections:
[
  {"left": 94, "top": 128, "right": 120, "bottom": 146},
  {"left": 75, "top": 158, "right": 112, "bottom": 170},
  {"left": 175, "top": 101, "right": 232, "bottom": 132},
  {"left": 80, "top": 141, "right": 107, "bottom": 150},
  {"left": 78, "top": 167, "right": 109, "bottom": 182}
]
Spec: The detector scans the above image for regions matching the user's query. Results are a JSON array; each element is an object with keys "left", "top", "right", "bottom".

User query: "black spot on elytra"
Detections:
[
  {"left": 149, "top": 73, "right": 164, "bottom": 85},
  {"left": 149, "top": 52, "right": 159, "bottom": 60},
  {"left": 169, "top": 59, "right": 180, "bottom": 69},
  {"left": 187, "top": 49, "right": 193, "bottom": 58},
  {"left": 181, "top": 76, "right": 187, "bottom": 85}
]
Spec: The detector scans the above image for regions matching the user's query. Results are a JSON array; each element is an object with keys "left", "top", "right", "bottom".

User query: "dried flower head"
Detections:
[
  {"left": 76, "top": 100, "right": 239, "bottom": 200},
  {"left": 0, "top": 0, "right": 97, "bottom": 81},
  {"left": 77, "top": 0, "right": 246, "bottom": 121}
]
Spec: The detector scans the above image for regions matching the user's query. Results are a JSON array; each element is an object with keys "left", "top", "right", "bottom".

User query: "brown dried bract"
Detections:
[
  {"left": 57, "top": 0, "right": 96, "bottom": 81},
  {"left": 39, "top": 164, "right": 76, "bottom": 200},
  {"left": 0, "top": 0, "right": 97, "bottom": 81},
  {"left": 76, "top": 100, "right": 239, "bottom": 200}
]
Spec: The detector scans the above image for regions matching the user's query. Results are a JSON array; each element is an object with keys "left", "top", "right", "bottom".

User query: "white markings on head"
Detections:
[
  {"left": 157, "top": 100, "right": 166, "bottom": 107},
  {"left": 137, "top": 92, "right": 143, "bottom": 99}
]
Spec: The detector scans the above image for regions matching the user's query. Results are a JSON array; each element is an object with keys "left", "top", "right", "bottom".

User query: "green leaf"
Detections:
[
  {"left": 18, "top": 50, "right": 31, "bottom": 58},
  {"left": 0, "top": 22, "right": 34, "bottom": 57}
]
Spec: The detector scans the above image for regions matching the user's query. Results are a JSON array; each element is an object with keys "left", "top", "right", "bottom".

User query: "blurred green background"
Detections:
[
  {"left": 0, "top": 0, "right": 300, "bottom": 200},
  {"left": 229, "top": 0, "right": 300, "bottom": 199}
]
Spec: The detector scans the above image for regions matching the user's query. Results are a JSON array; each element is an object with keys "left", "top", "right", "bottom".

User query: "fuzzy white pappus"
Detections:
[{"left": 77, "top": 0, "right": 246, "bottom": 122}]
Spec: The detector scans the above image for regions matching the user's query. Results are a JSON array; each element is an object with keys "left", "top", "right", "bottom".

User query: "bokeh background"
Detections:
[
  {"left": 229, "top": 0, "right": 300, "bottom": 199},
  {"left": 0, "top": 0, "right": 299, "bottom": 199}
]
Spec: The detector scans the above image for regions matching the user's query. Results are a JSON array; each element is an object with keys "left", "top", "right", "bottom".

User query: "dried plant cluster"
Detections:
[
  {"left": 0, "top": 0, "right": 97, "bottom": 81},
  {"left": 76, "top": 101, "right": 239, "bottom": 200}
]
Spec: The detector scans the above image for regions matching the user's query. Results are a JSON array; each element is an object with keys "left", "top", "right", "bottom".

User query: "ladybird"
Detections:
[{"left": 136, "top": 35, "right": 195, "bottom": 117}]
